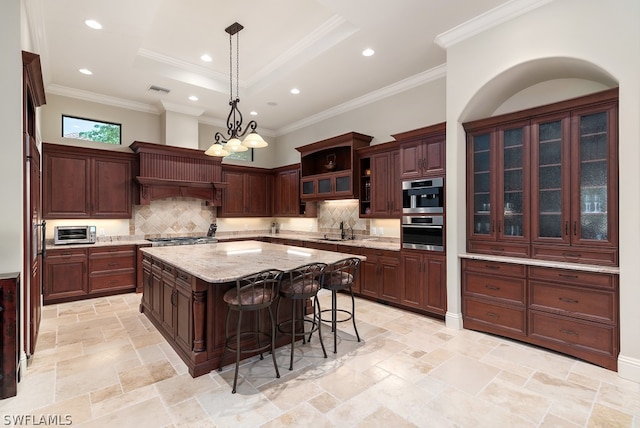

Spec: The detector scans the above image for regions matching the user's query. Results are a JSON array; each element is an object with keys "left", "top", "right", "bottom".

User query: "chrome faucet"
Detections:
[{"left": 340, "top": 221, "right": 345, "bottom": 240}]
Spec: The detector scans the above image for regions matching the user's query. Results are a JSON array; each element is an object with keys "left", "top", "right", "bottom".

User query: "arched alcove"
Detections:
[{"left": 459, "top": 57, "right": 618, "bottom": 123}]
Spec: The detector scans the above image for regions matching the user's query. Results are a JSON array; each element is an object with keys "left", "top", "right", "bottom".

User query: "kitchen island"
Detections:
[{"left": 139, "top": 240, "right": 364, "bottom": 377}]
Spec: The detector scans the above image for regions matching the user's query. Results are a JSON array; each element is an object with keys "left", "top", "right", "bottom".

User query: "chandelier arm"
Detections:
[{"left": 214, "top": 131, "right": 226, "bottom": 144}]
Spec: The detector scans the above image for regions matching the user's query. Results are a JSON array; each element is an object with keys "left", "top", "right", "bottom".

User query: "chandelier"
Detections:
[{"left": 205, "top": 22, "right": 267, "bottom": 157}]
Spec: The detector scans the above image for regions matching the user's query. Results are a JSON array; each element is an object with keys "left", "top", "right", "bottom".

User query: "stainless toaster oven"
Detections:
[{"left": 54, "top": 225, "right": 97, "bottom": 245}]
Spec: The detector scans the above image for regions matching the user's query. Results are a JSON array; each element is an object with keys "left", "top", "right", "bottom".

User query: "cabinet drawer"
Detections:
[
  {"left": 529, "top": 281, "right": 616, "bottom": 323},
  {"left": 463, "top": 259, "right": 526, "bottom": 277},
  {"left": 467, "top": 240, "right": 530, "bottom": 258},
  {"left": 528, "top": 266, "right": 615, "bottom": 290},
  {"left": 90, "top": 255, "right": 135, "bottom": 273},
  {"left": 47, "top": 247, "right": 87, "bottom": 260},
  {"left": 163, "top": 264, "right": 176, "bottom": 276},
  {"left": 176, "top": 270, "right": 192, "bottom": 284},
  {"left": 89, "top": 272, "right": 135, "bottom": 292},
  {"left": 463, "top": 298, "right": 526, "bottom": 336},
  {"left": 529, "top": 311, "right": 617, "bottom": 358},
  {"left": 531, "top": 244, "right": 617, "bottom": 267},
  {"left": 464, "top": 272, "right": 525, "bottom": 304},
  {"left": 89, "top": 245, "right": 135, "bottom": 257}
]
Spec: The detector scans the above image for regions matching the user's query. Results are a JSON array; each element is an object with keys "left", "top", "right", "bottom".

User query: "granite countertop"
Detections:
[
  {"left": 459, "top": 252, "right": 620, "bottom": 274},
  {"left": 46, "top": 239, "right": 150, "bottom": 250},
  {"left": 141, "top": 240, "right": 366, "bottom": 283},
  {"left": 217, "top": 232, "right": 401, "bottom": 251}
]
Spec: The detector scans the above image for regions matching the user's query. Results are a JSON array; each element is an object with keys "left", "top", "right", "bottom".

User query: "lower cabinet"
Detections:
[
  {"left": 44, "top": 244, "right": 138, "bottom": 304},
  {"left": 44, "top": 247, "right": 88, "bottom": 303},
  {"left": 401, "top": 250, "right": 447, "bottom": 316},
  {"left": 358, "top": 248, "right": 400, "bottom": 303},
  {"left": 462, "top": 258, "right": 619, "bottom": 370},
  {"left": 142, "top": 258, "right": 193, "bottom": 356}
]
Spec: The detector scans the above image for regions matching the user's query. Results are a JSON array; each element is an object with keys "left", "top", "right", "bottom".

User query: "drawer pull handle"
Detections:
[
  {"left": 108, "top": 263, "right": 117, "bottom": 267},
  {"left": 560, "top": 328, "right": 578, "bottom": 336},
  {"left": 485, "top": 265, "right": 500, "bottom": 270},
  {"left": 559, "top": 297, "right": 578, "bottom": 304},
  {"left": 486, "top": 312, "right": 499, "bottom": 318},
  {"left": 485, "top": 285, "right": 501, "bottom": 290},
  {"left": 562, "top": 252, "right": 581, "bottom": 258},
  {"left": 490, "top": 247, "right": 504, "bottom": 252},
  {"left": 559, "top": 273, "right": 578, "bottom": 278}
]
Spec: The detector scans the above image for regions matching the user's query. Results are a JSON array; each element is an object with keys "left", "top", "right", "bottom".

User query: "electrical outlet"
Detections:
[
  {"left": 379, "top": 227, "right": 384, "bottom": 235},
  {"left": 371, "top": 227, "right": 377, "bottom": 235}
]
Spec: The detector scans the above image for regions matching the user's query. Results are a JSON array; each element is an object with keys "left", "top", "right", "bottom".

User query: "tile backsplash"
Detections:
[
  {"left": 317, "top": 200, "right": 368, "bottom": 237},
  {"left": 131, "top": 197, "right": 216, "bottom": 237}
]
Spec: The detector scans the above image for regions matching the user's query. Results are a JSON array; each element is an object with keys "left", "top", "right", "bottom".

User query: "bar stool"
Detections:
[
  {"left": 276, "top": 262, "right": 327, "bottom": 370},
  {"left": 219, "top": 269, "right": 283, "bottom": 394},
  {"left": 318, "top": 257, "right": 362, "bottom": 353}
]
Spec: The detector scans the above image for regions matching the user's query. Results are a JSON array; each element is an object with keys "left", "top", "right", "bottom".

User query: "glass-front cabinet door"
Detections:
[
  {"left": 498, "top": 122, "right": 529, "bottom": 241},
  {"left": 468, "top": 130, "right": 494, "bottom": 240},
  {"left": 531, "top": 113, "right": 571, "bottom": 245},
  {"left": 571, "top": 104, "right": 617, "bottom": 247}
]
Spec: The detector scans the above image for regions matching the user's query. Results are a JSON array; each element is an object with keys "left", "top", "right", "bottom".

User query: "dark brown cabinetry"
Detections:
[
  {"left": 357, "top": 248, "right": 400, "bottom": 303},
  {"left": 394, "top": 123, "right": 446, "bottom": 180},
  {"left": 464, "top": 89, "right": 619, "bottom": 265},
  {"left": 44, "top": 247, "right": 88, "bottom": 303},
  {"left": 296, "top": 132, "right": 372, "bottom": 200},
  {"left": 88, "top": 245, "right": 136, "bottom": 294},
  {"left": 461, "top": 258, "right": 619, "bottom": 370},
  {"left": 43, "top": 143, "right": 135, "bottom": 219},
  {"left": 0, "top": 273, "right": 20, "bottom": 399},
  {"left": 401, "top": 250, "right": 446, "bottom": 315},
  {"left": 358, "top": 142, "right": 402, "bottom": 218},
  {"left": 142, "top": 258, "right": 194, "bottom": 356},
  {"left": 273, "top": 166, "right": 300, "bottom": 216},
  {"left": 272, "top": 164, "right": 317, "bottom": 217},
  {"left": 44, "top": 244, "right": 137, "bottom": 304},
  {"left": 219, "top": 165, "right": 273, "bottom": 217}
]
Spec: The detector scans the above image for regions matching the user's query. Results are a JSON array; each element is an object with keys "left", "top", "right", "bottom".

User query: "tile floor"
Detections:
[{"left": 1, "top": 291, "right": 639, "bottom": 427}]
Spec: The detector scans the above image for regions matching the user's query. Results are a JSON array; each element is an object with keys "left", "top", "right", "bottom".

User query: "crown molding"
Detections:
[
  {"left": 435, "top": 0, "right": 554, "bottom": 49},
  {"left": 276, "top": 64, "right": 447, "bottom": 136},
  {"left": 46, "top": 84, "right": 161, "bottom": 114}
]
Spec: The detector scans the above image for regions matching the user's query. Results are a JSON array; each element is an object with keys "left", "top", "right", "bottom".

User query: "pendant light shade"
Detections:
[
  {"left": 226, "top": 137, "right": 248, "bottom": 152},
  {"left": 242, "top": 132, "right": 268, "bottom": 148},
  {"left": 204, "top": 143, "right": 229, "bottom": 157}
]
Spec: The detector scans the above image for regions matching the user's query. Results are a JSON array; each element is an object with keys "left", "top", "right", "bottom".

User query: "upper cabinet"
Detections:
[
  {"left": 394, "top": 123, "right": 446, "bottom": 180},
  {"left": 358, "top": 142, "right": 402, "bottom": 218},
  {"left": 272, "top": 164, "right": 317, "bottom": 217},
  {"left": 296, "top": 132, "right": 372, "bottom": 200},
  {"left": 43, "top": 143, "right": 136, "bottom": 219},
  {"left": 464, "top": 88, "right": 619, "bottom": 266},
  {"left": 219, "top": 165, "right": 273, "bottom": 217}
]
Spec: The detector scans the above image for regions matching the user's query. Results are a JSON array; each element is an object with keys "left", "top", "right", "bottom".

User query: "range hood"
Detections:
[{"left": 130, "top": 141, "right": 227, "bottom": 205}]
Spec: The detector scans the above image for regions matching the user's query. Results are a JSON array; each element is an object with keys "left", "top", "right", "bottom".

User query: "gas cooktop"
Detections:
[{"left": 146, "top": 236, "right": 218, "bottom": 246}]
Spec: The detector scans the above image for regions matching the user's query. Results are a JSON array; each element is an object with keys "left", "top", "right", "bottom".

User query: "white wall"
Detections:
[
  {"left": 40, "top": 93, "right": 161, "bottom": 151},
  {"left": 274, "top": 78, "right": 447, "bottom": 167},
  {"left": 444, "top": 0, "right": 640, "bottom": 382},
  {"left": 0, "top": 0, "right": 24, "bottom": 273}
]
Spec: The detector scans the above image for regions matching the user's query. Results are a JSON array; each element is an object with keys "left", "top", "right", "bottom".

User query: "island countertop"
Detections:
[{"left": 140, "top": 240, "right": 365, "bottom": 283}]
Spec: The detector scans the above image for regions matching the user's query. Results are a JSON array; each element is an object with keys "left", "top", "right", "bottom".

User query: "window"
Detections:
[{"left": 62, "top": 115, "right": 121, "bottom": 145}]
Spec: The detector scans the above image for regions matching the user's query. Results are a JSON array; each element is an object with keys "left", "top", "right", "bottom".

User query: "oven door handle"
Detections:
[{"left": 402, "top": 225, "right": 443, "bottom": 229}]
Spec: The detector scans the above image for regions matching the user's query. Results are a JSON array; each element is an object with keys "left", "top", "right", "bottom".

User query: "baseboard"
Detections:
[
  {"left": 445, "top": 311, "right": 463, "bottom": 330},
  {"left": 617, "top": 353, "right": 640, "bottom": 383}
]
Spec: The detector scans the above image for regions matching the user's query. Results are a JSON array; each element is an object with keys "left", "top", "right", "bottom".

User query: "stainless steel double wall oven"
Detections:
[{"left": 401, "top": 177, "right": 445, "bottom": 251}]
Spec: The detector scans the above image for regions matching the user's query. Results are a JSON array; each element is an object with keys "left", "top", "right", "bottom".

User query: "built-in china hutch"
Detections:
[{"left": 462, "top": 88, "right": 619, "bottom": 370}]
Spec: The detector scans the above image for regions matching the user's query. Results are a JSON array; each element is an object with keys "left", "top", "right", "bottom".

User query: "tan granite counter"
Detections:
[
  {"left": 140, "top": 240, "right": 366, "bottom": 283},
  {"left": 216, "top": 232, "right": 401, "bottom": 251},
  {"left": 459, "top": 252, "right": 620, "bottom": 274}
]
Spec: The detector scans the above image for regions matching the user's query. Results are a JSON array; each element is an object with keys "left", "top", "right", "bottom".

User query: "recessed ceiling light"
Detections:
[
  {"left": 290, "top": 88, "right": 300, "bottom": 95},
  {"left": 200, "top": 54, "right": 212, "bottom": 62},
  {"left": 362, "top": 48, "right": 375, "bottom": 57},
  {"left": 250, "top": 111, "right": 258, "bottom": 116},
  {"left": 79, "top": 68, "right": 93, "bottom": 75},
  {"left": 188, "top": 95, "right": 198, "bottom": 101},
  {"left": 84, "top": 19, "right": 102, "bottom": 30}
]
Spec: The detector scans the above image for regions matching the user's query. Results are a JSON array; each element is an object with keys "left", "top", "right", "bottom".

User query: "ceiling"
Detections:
[{"left": 27, "top": 0, "right": 511, "bottom": 135}]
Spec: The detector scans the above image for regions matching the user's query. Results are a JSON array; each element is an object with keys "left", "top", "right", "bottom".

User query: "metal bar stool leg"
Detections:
[{"left": 349, "top": 286, "right": 361, "bottom": 342}]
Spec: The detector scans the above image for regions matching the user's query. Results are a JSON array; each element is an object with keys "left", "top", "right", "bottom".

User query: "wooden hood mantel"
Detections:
[{"left": 129, "top": 141, "right": 227, "bottom": 205}]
